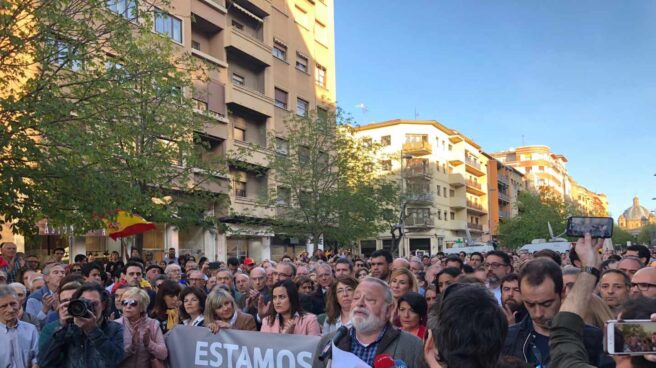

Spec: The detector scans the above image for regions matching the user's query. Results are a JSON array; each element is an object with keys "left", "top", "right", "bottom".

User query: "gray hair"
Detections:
[
  {"left": 0, "top": 284, "right": 17, "bottom": 299},
  {"left": 562, "top": 265, "right": 581, "bottom": 276},
  {"left": 8, "top": 282, "right": 26, "bottom": 294},
  {"left": 361, "top": 276, "right": 393, "bottom": 306},
  {"left": 43, "top": 262, "right": 65, "bottom": 275}
]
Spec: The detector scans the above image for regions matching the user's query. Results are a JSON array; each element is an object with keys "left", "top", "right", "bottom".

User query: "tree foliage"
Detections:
[
  {"left": 1, "top": 0, "right": 226, "bottom": 235},
  {"left": 612, "top": 225, "right": 635, "bottom": 247},
  {"left": 265, "top": 109, "right": 398, "bottom": 252},
  {"left": 498, "top": 190, "right": 582, "bottom": 249},
  {"left": 637, "top": 224, "right": 656, "bottom": 246}
]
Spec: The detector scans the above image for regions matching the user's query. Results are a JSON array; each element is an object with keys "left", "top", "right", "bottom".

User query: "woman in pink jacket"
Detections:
[
  {"left": 260, "top": 279, "right": 320, "bottom": 336},
  {"left": 116, "top": 287, "right": 168, "bottom": 368}
]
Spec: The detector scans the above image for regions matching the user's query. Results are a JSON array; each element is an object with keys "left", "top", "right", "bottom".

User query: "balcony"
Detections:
[
  {"left": 466, "top": 200, "right": 487, "bottom": 215},
  {"left": 233, "top": 140, "right": 270, "bottom": 167},
  {"left": 405, "top": 159, "right": 431, "bottom": 178},
  {"left": 449, "top": 173, "right": 465, "bottom": 187},
  {"left": 226, "top": 84, "right": 274, "bottom": 117},
  {"left": 450, "top": 196, "right": 466, "bottom": 209},
  {"left": 405, "top": 217, "right": 433, "bottom": 228},
  {"left": 450, "top": 220, "right": 467, "bottom": 231},
  {"left": 467, "top": 222, "right": 483, "bottom": 232},
  {"left": 498, "top": 191, "right": 510, "bottom": 203},
  {"left": 402, "top": 141, "right": 432, "bottom": 156},
  {"left": 226, "top": 27, "right": 271, "bottom": 66},
  {"left": 465, "top": 157, "right": 485, "bottom": 176},
  {"left": 498, "top": 174, "right": 509, "bottom": 185},
  {"left": 404, "top": 192, "right": 433, "bottom": 204},
  {"left": 466, "top": 180, "right": 485, "bottom": 196},
  {"left": 231, "top": 196, "right": 275, "bottom": 218},
  {"left": 499, "top": 210, "right": 511, "bottom": 219}
]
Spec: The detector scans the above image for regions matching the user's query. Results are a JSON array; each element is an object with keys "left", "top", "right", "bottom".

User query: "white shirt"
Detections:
[
  {"left": 182, "top": 315, "right": 205, "bottom": 327},
  {"left": 0, "top": 320, "right": 39, "bottom": 368}
]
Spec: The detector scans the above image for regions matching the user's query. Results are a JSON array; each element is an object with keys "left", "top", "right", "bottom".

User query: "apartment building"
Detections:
[
  {"left": 491, "top": 145, "right": 608, "bottom": 216},
  {"left": 354, "top": 120, "right": 489, "bottom": 256},
  {"left": 483, "top": 153, "right": 525, "bottom": 237},
  {"left": 8, "top": 0, "right": 336, "bottom": 262}
]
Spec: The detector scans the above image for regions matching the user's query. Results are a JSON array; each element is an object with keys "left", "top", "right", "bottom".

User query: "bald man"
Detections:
[
  {"left": 630, "top": 267, "right": 656, "bottom": 299},
  {"left": 391, "top": 257, "right": 410, "bottom": 271}
]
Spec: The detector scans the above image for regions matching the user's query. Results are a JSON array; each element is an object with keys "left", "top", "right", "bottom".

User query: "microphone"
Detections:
[
  {"left": 373, "top": 354, "right": 395, "bottom": 368},
  {"left": 318, "top": 325, "right": 349, "bottom": 362}
]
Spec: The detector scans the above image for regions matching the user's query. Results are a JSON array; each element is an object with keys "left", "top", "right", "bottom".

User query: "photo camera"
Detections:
[{"left": 68, "top": 298, "right": 95, "bottom": 318}]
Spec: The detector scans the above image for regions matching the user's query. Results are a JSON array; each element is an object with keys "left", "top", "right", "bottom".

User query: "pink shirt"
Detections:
[{"left": 260, "top": 313, "right": 321, "bottom": 336}]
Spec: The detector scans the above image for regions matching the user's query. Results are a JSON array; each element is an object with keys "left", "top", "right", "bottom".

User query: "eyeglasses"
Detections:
[
  {"left": 121, "top": 299, "right": 139, "bottom": 307},
  {"left": 484, "top": 262, "right": 507, "bottom": 269},
  {"left": 631, "top": 282, "right": 656, "bottom": 291},
  {"left": 272, "top": 272, "right": 291, "bottom": 278},
  {"left": 336, "top": 287, "right": 354, "bottom": 295}
]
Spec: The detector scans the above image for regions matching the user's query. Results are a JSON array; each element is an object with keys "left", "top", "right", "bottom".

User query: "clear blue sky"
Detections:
[{"left": 334, "top": 0, "right": 656, "bottom": 220}]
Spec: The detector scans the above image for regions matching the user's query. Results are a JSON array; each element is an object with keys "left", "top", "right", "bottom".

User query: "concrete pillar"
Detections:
[
  {"left": 261, "top": 236, "right": 271, "bottom": 261},
  {"left": 216, "top": 233, "right": 227, "bottom": 262},
  {"left": 204, "top": 229, "right": 217, "bottom": 261},
  {"left": 165, "top": 224, "right": 179, "bottom": 254},
  {"left": 70, "top": 236, "right": 86, "bottom": 260}
]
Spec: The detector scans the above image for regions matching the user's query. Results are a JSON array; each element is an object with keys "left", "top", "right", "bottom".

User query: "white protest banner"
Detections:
[{"left": 165, "top": 326, "right": 321, "bottom": 368}]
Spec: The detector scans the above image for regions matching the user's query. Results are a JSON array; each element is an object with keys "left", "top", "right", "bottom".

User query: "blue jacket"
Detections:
[{"left": 38, "top": 319, "right": 124, "bottom": 368}]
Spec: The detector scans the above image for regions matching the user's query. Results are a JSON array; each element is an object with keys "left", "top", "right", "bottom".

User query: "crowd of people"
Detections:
[{"left": 1, "top": 239, "right": 656, "bottom": 367}]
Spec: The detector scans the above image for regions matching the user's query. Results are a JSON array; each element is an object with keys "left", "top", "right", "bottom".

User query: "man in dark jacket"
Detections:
[
  {"left": 313, "top": 277, "right": 426, "bottom": 368},
  {"left": 502, "top": 258, "right": 603, "bottom": 367},
  {"left": 38, "top": 282, "right": 123, "bottom": 368}
]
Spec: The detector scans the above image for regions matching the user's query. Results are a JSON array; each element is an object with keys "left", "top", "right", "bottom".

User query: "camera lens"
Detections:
[{"left": 68, "top": 299, "right": 90, "bottom": 317}]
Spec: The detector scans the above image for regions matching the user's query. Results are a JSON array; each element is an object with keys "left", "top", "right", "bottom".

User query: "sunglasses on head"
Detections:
[{"left": 121, "top": 299, "right": 139, "bottom": 307}]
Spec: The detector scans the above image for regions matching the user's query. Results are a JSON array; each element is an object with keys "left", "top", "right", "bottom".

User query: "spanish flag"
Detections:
[{"left": 105, "top": 210, "right": 156, "bottom": 240}]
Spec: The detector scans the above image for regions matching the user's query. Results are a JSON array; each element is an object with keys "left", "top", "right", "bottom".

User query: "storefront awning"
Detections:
[{"left": 232, "top": 3, "right": 263, "bottom": 23}]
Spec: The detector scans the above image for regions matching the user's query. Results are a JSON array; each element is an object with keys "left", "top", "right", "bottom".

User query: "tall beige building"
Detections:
[
  {"left": 491, "top": 145, "right": 608, "bottom": 216},
  {"left": 9, "top": 0, "right": 336, "bottom": 262},
  {"left": 354, "top": 120, "right": 490, "bottom": 256}
]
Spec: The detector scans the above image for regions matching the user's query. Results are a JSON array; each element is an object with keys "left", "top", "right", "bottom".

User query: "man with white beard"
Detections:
[{"left": 313, "top": 277, "right": 427, "bottom": 367}]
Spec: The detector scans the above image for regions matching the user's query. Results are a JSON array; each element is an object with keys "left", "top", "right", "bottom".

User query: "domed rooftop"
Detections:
[{"left": 621, "top": 196, "right": 652, "bottom": 220}]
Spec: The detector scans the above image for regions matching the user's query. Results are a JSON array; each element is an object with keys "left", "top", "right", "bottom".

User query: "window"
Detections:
[
  {"left": 382, "top": 160, "right": 392, "bottom": 171},
  {"left": 192, "top": 99, "right": 208, "bottom": 111},
  {"left": 450, "top": 212, "right": 455, "bottom": 220},
  {"left": 295, "top": 6, "right": 309, "bottom": 29},
  {"left": 274, "top": 88, "right": 288, "bottom": 109},
  {"left": 275, "top": 138, "right": 289, "bottom": 155},
  {"left": 276, "top": 187, "right": 291, "bottom": 206},
  {"left": 315, "top": 21, "right": 328, "bottom": 45},
  {"left": 438, "top": 210, "right": 442, "bottom": 220},
  {"left": 233, "top": 127, "right": 245, "bottom": 141},
  {"left": 232, "top": 73, "right": 245, "bottom": 86},
  {"left": 232, "top": 172, "right": 247, "bottom": 197},
  {"left": 443, "top": 187, "right": 447, "bottom": 197},
  {"left": 436, "top": 185, "right": 441, "bottom": 197},
  {"left": 154, "top": 11, "right": 182, "bottom": 43},
  {"left": 273, "top": 41, "right": 287, "bottom": 61},
  {"left": 298, "top": 146, "right": 310, "bottom": 165},
  {"left": 296, "top": 98, "right": 309, "bottom": 116},
  {"left": 405, "top": 134, "right": 428, "bottom": 143},
  {"left": 381, "top": 135, "right": 391, "bottom": 146},
  {"left": 53, "top": 41, "right": 82, "bottom": 71},
  {"left": 449, "top": 189, "right": 455, "bottom": 197},
  {"left": 296, "top": 53, "right": 308, "bottom": 72},
  {"left": 315, "top": 64, "right": 326, "bottom": 87},
  {"left": 317, "top": 107, "right": 328, "bottom": 122},
  {"left": 107, "top": 0, "right": 137, "bottom": 20},
  {"left": 191, "top": 40, "right": 200, "bottom": 51},
  {"left": 232, "top": 20, "right": 244, "bottom": 30},
  {"left": 448, "top": 144, "right": 452, "bottom": 151}
]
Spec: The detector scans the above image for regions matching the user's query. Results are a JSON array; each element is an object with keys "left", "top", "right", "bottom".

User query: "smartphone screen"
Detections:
[
  {"left": 606, "top": 320, "right": 656, "bottom": 355},
  {"left": 566, "top": 216, "right": 613, "bottom": 238}
]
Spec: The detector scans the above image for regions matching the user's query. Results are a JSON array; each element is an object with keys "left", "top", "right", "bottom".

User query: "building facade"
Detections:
[
  {"left": 6, "top": 0, "right": 336, "bottom": 263},
  {"left": 354, "top": 120, "right": 490, "bottom": 256},
  {"left": 491, "top": 145, "right": 608, "bottom": 216},
  {"left": 618, "top": 196, "right": 656, "bottom": 236},
  {"left": 483, "top": 153, "right": 525, "bottom": 238}
]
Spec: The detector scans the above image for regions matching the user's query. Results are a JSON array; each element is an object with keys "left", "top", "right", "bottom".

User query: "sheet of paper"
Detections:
[{"left": 331, "top": 342, "right": 372, "bottom": 368}]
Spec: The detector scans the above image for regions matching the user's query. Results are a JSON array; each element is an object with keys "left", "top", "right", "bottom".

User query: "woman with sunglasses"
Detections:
[
  {"left": 179, "top": 287, "right": 206, "bottom": 327},
  {"left": 116, "top": 287, "right": 168, "bottom": 367}
]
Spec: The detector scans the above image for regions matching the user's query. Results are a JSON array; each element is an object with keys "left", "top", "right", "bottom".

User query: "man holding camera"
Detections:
[{"left": 38, "top": 282, "right": 123, "bottom": 368}]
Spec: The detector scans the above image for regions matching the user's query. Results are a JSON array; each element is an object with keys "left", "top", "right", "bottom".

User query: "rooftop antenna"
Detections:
[
  {"left": 414, "top": 107, "right": 419, "bottom": 120},
  {"left": 521, "top": 134, "right": 525, "bottom": 146}
]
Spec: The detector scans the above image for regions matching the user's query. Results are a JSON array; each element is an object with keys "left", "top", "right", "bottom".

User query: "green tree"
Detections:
[
  {"left": 265, "top": 109, "right": 398, "bottom": 253},
  {"left": 612, "top": 225, "right": 635, "bottom": 247},
  {"left": 637, "top": 224, "right": 656, "bottom": 246},
  {"left": 1, "top": 0, "right": 226, "bottom": 235},
  {"left": 498, "top": 191, "right": 570, "bottom": 249}
]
